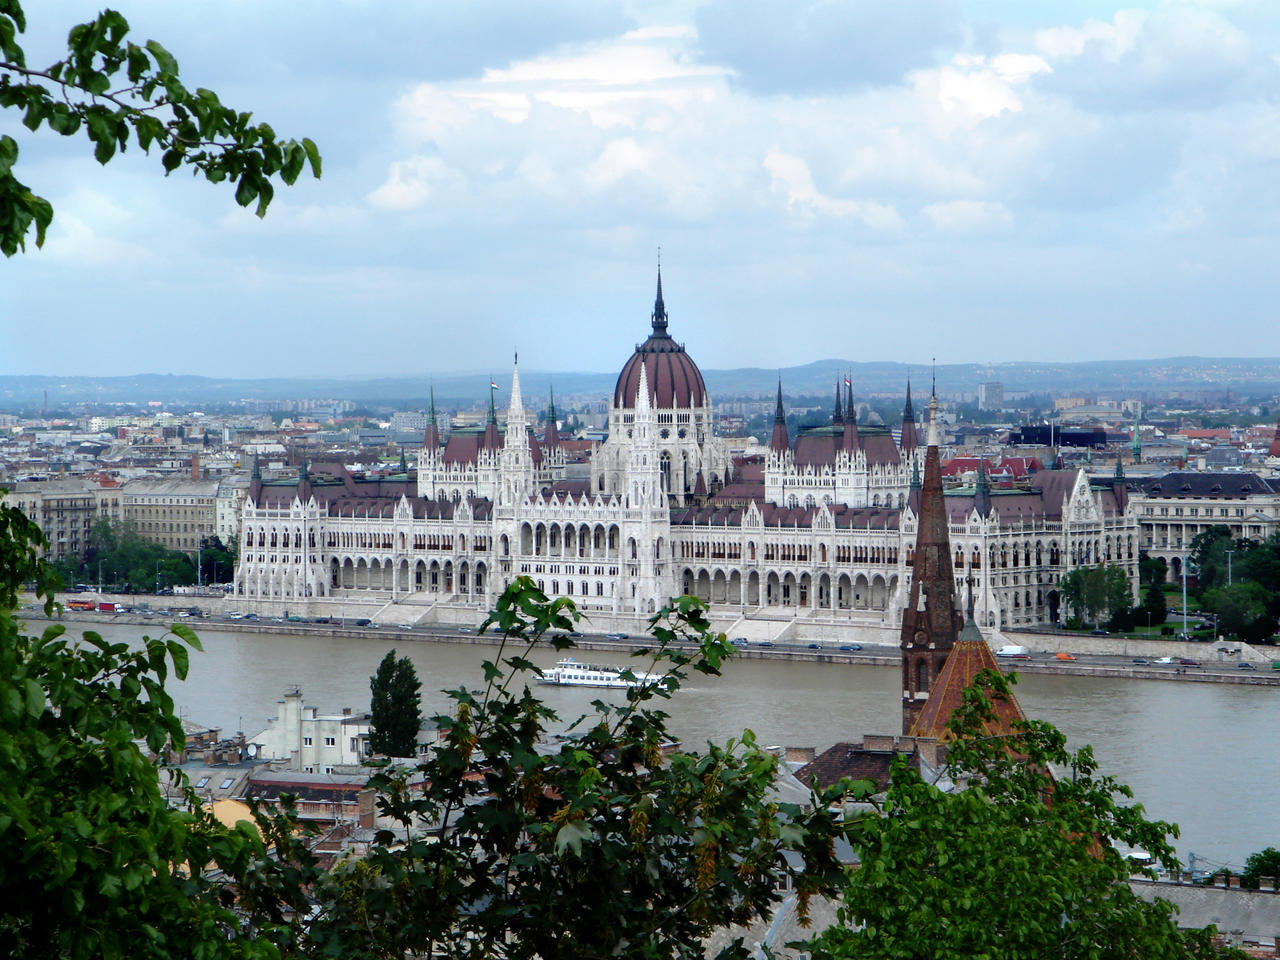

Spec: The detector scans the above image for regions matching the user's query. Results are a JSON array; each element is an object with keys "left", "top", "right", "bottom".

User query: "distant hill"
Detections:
[{"left": 4, "top": 356, "right": 1279, "bottom": 411}]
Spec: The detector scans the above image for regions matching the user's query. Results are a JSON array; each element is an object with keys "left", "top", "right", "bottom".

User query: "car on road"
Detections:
[
  {"left": 755, "top": 640, "right": 775, "bottom": 647},
  {"left": 1132, "top": 657, "right": 1150, "bottom": 665},
  {"left": 605, "top": 632, "right": 628, "bottom": 640},
  {"left": 567, "top": 632, "right": 584, "bottom": 638},
  {"left": 838, "top": 643, "right": 862, "bottom": 652},
  {"left": 1237, "top": 661, "right": 1257, "bottom": 670},
  {"left": 1090, "top": 628, "right": 1110, "bottom": 636},
  {"left": 730, "top": 637, "right": 747, "bottom": 646},
  {"left": 458, "top": 627, "right": 473, "bottom": 634},
  {"left": 1154, "top": 657, "right": 1177, "bottom": 664},
  {"left": 807, "top": 643, "right": 821, "bottom": 649},
  {"left": 1055, "top": 652, "right": 1077, "bottom": 661},
  {"left": 1177, "top": 658, "right": 1201, "bottom": 667},
  {"left": 1006, "top": 653, "right": 1032, "bottom": 660}
]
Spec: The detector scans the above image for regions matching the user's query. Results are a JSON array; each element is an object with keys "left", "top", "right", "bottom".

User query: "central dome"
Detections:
[{"left": 613, "top": 269, "right": 708, "bottom": 409}]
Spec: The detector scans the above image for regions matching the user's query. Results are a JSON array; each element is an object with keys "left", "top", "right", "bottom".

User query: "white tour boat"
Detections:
[{"left": 538, "top": 658, "right": 655, "bottom": 689}]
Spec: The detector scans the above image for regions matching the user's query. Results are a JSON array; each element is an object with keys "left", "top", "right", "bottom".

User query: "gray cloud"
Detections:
[{"left": 694, "top": 0, "right": 963, "bottom": 94}]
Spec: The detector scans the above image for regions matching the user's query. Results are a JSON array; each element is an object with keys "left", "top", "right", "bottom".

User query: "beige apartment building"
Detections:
[
  {"left": 122, "top": 479, "right": 219, "bottom": 554},
  {"left": 2, "top": 479, "right": 123, "bottom": 561}
]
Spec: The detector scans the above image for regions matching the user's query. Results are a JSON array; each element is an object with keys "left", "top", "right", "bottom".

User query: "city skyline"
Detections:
[{"left": 7, "top": 0, "right": 1279, "bottom": 378}]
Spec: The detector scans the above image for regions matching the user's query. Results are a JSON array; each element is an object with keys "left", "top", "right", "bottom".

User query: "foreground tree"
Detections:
[
  {"left": 0, "top": 0, "right": 320, "bottom": 255},
  {"left": 368, "top": 648, "right": 422, "bottom": 758},
  {"left": 0, "top": 499, "right": 319, "bottom": 959},
  {"left": 309, "top": 579, "right": 851, "bottom": 960},
  {"left": 808, "top": 671, "right": 1238, "bottom": 960}
]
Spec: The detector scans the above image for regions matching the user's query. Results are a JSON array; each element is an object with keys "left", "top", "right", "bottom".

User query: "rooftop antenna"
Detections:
[{"left": 931, "top": 358, "right": 936, "bottom": 398}]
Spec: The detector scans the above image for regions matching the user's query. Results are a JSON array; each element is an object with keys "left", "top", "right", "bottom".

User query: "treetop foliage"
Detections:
[
  {"left": 0, "top": 0, "right": 320, "bottom": 256},
  {"left": 368, "top": 648, "right": 422, "bottom": 758}
]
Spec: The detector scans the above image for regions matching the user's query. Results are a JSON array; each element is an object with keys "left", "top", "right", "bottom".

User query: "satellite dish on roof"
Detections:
[{"left": 246, "top": 743, "right": 258, "bottom": 758}]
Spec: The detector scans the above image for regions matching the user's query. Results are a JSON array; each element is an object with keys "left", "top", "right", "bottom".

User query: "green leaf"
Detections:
[
  {"left": 554, "top": 820, "right": 592, "bottom": 858},
  {"left": 169, "top": 621, "right": 201, "bottom": 650},
  {"left": 0, "top": 134, "right": 16, "bottom": 177},
  {"left": 144, "top": 39, "right": 177, "bottom": 76},
  {"left": 301, "top": 137, "right": 321, "bottom": 178},
  {"left": 166, "top": 639, "right": 190, "bottom": 680},
  {"left": 234, "top": 172, "right": 258, "bottom": 208},
  {"left": 23, "top": 678, "right": 44, "bottom": 717}
]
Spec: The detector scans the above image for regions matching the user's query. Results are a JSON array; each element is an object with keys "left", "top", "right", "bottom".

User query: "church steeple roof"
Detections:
[
  {"left": 833, "top": 380, "right": 844, "bottom": 427},
  {"left": 908, "top": 581, "right": 1027, "bottom": 742}
]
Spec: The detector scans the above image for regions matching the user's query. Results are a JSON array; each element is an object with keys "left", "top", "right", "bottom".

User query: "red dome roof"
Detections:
[{"left": 613, "top": 270, "right": 708, "bottom": 409}]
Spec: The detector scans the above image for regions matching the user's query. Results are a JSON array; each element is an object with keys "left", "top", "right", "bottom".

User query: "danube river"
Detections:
[{"left": 66, "top": 618, "right": 1279, "bottom": 873}]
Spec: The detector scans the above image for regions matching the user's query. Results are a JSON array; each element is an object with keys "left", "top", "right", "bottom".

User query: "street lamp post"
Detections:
[
  {"left": 1181, "top": 557, "right": 1188, "bottom": 639},
  {"left": 156, "top": 560, "right": 162, "bottom": 596},
  {"left": 1225, "top": 549, "right": 1234, "bottom": 587}
]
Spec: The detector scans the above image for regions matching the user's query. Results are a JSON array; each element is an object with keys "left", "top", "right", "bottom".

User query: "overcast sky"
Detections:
[{"left": 5, "top": 0, "right": 1279, "bottom": 379}]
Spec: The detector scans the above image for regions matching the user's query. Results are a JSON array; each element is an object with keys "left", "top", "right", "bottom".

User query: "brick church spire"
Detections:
[{"left": 900, "top": 392, "right": 963, "bottom": 734}]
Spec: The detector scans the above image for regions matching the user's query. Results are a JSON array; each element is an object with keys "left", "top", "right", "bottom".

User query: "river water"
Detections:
[{"left": 61, "top": 618, "right": 1279, "bottom": 873}]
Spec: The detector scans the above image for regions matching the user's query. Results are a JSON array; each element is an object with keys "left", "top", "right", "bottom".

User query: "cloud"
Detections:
[
  {"left": 922, "top": 199, "right": 1013, "bottom": 233},
  {"left": 367, "top": 156, "right": 465, "bottom": 211},
  {"left": 695, "top": 0, "right": 963, "bottom": 94},
  {"left": 764, "top": 151, "right": 903, "bottom": 228},
  {"left": 1033, "top": 5, "right": 1280, "bottom": 111}
]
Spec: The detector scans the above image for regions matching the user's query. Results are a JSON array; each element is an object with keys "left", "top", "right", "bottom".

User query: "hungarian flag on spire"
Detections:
[{"left": 490, "top": 380, "right": 499, "bottom": 390}]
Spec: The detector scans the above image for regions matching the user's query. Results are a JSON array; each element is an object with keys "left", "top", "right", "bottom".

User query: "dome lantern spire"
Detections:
[{"left": 652, "top": 254, "right": 668, "bottom": 337}]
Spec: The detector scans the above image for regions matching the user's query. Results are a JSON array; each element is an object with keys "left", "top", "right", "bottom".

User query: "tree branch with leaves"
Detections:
[{"left": 0, "top": 0, "right": 320, "bottom": 256}]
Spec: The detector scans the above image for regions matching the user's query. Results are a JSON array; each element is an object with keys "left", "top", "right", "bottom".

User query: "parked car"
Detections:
[{"left": 838, "top": 643, "right": 862, "bottom": 652}]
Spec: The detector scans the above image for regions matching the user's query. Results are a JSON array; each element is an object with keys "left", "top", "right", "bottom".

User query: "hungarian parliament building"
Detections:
[{"left": 233, "top": 271, "right": 1138, "bottom": 631}]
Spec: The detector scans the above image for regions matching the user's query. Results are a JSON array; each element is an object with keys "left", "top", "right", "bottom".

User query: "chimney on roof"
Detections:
[{"left": 191, "top": 453, "right": 200, "bottom": 481}]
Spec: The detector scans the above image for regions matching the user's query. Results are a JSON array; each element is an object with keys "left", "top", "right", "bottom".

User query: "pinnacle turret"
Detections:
[{"left": 770, "top": 378, "right": 790, "bottom": 455}]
